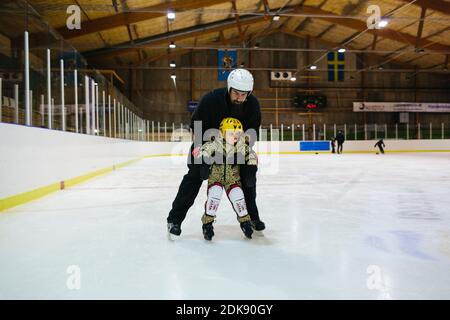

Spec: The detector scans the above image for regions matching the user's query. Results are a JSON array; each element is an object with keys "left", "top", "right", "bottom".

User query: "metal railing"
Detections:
[
  {"left": 261, "top": 123, "right": 450, "bottom": 141},
  {"left": 0, "top": 0, "right": 143, "bottom": 140}
]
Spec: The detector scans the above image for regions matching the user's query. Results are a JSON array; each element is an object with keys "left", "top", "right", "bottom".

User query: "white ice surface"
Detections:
[{"left": 1, "top": 153, "right": 450, "bottom": 299}]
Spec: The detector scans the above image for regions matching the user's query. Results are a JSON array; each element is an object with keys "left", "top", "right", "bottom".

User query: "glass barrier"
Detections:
[
  {"left": 260, "top": 123, "right": 449, "bottom": 141},
  {"left": 0, "top": 0, "right": 144, "bottom": 140}
]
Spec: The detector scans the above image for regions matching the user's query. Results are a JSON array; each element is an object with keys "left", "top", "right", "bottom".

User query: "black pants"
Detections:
[
  {"left": 378, "top": 146, "right": 384, "bottom": 154},
  {"left": 337, "top": 143, "right": 343, "bottom": 154},
  {"left": 167, "top": 155, "right": 260, "bottom": 225}
]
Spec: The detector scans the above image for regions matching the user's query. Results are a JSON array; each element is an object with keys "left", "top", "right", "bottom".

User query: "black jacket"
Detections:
[
  {"left": 190, "top": 87, "right": 261, "bottom": 144},
  {"left": 375, "top": 140, "right": 385, "bottom": 148},
  {"left": 336, "top": 132, "right": 345, "bottom": 144}
]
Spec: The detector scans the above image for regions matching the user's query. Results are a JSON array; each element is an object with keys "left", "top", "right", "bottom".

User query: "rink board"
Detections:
[{"left": 1, "top": 123, "right": 450, "bottom": 211}]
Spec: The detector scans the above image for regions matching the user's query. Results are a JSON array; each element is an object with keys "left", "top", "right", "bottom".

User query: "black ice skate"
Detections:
[
  {"left": 167, "top": 222, "right": 181, "bottom": 240},
  {"left": 251, "top": 220, "right": 265, "bottom": 231},
  {"left": 240, "top": 221, "right": 253, "bottom": 239},
  {"left": 251, "top": 220, "right": 265, "bottom": 236},
  {"left": 202, "top": 222, "right": 214, "bottom": 241}
]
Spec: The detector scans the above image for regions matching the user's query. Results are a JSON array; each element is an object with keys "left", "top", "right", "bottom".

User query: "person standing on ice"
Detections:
[
  {"left": 374, "top": 139, "right": 385, "bottom": 154},
  {"left": 336, "top": 130, "right": 345, "bottom": 154},
  {"left": 166, "top": 68, "right": 265, "bottom": 238},
  {"left": 330, "top": 137, "right": 336, "bottom": 154},
  {"left": 194, "top": 117, "right": 257, "bottom": 240}
]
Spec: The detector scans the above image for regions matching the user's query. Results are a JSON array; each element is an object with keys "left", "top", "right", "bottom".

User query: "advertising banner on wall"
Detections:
[{"left": 353, "top": 102, "right": 450, "bottom": 113}]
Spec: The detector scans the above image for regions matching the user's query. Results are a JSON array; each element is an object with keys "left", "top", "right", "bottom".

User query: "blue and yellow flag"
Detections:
[
  {"left": 218, "top": 50, "right": 237, "bottom": 81},
  {"left": 327, "top": 52, "right": 345, "bottom": 81}
]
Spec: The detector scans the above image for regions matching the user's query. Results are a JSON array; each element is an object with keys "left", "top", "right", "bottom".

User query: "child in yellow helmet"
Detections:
[{"left": 194, "top": 117, "right": 257, "bottom": 240}]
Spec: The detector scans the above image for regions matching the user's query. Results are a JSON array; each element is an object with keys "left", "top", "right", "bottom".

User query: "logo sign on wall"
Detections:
[{"left": 353, "top": 102, "right": 450, "bottom": 113}]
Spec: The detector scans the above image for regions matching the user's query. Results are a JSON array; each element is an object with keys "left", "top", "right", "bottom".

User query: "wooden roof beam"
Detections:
[
  {"left": 116, "top": 0, "right": 141, "bottom": 62},
  {"left": 84, "top": 3, "right": 450, "bottom": 61},
  {"left": 132, "top": 48, "right": 193, "bottom": 67},
  {"left": 402, "top": 54, "right": 428, "bottom": 64},
  {"left": 397, "top": 0, "right": 450, "bottom": 15},
  {"left": 380, "top": 44, "right": 409, "bottom": 59},
  {"left": 219, "top": 30, "right": 229, "bottom": 46},
  {"left": 231, "top": 0, "right": 245, "bottom": 42},
  {"left": 315, "top": 24, "right": 335, "bottom": 39},
  {"left": 415, "top": 6, "right": 427, "bottom": 50},
  {"left": 262, "top": 0, "right": 271, "bottom": 20},
  {"left": 371, "top": 33, "right": 378, "bottom": 51},
  {"left": 340, "top": 30, "right": 363, "bottom": 46},
  {"left": 289, "top": 5, "right": 450, "bottom": 53},
  {"left": 57, "top": 0, "right": 230, "bottom": 40},
  {"left": 360, "top": 10, "right": 432, "bottom": 51},
  {"left": 131, "top": 28, "right": 279, "bottom": 67},
  {"left": 84, "top": 14, "right": 271, "bottom": 58},
  {"left": 279, "top": 28, "right": 422, "bottom": 70}
]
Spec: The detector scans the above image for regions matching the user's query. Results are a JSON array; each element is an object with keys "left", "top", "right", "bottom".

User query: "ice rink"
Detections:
[{"left": 1, "top": 152, "right": 450, "bottom": 299}]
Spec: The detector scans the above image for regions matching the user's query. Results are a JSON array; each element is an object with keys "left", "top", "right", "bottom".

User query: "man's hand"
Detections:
[{"left": 192, "top": 146, "right": 201, "bottom": 158}]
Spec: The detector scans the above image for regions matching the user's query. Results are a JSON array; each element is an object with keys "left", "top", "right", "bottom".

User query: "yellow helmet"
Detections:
[{"left": 219, "top": 117, "right": 243, "bottom": 135}]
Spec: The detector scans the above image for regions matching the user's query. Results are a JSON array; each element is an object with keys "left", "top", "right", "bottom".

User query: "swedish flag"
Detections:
[{"left": 327, "top": 52, "right": 345, "bottom": 81}]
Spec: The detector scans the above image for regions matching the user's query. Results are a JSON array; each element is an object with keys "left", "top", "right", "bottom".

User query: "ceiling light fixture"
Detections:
[
  {"left": 167, "top": 10, "right": 175, "bottom": 21},
  {"left": 378, "top": 19, "right": 389, "bottom": 28}
]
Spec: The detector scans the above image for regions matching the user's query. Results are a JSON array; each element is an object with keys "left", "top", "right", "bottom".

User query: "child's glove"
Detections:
[
  {"left": 236, "top": 135, "right": 250, "bottom": 157},
  {"left": 196, "top": 140, "right": 223, "bottom": 165},
  {"left": 197, "top": 141, "right": 217, "bottom": 158}
]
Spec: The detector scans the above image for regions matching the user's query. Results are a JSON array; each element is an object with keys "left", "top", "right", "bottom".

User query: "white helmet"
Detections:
[{"left": 227, "top": 68, "right": 254, "bottom": 93}]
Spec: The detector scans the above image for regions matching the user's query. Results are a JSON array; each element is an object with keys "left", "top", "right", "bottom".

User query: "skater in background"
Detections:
[
  {"left": 166, "top": 68, "right": 265, "bottom": 238},
  {"left": 374, "top": 139, "right": 385, "bottom": 154},
  {"left": 336, "top": 130, "right": 345, "bottom": 154},
  {"left": 330, "top": 138, "right": 336, "bottom": 154},
  {"left": 194, "top": 117, "right": 256, "bottom": 240}
]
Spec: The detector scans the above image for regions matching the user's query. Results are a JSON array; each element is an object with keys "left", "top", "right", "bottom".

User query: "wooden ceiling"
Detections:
[{"left": 27, "top": 0, "right": 450, "bottom": 70}]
